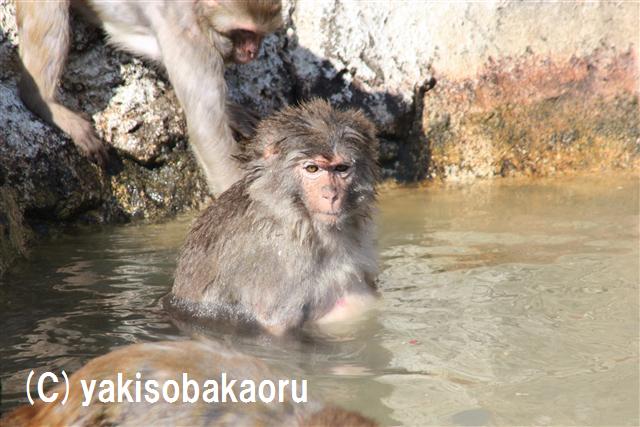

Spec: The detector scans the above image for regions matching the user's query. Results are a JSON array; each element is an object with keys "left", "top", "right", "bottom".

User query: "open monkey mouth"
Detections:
[{"left": 234, "top": 54, "right": 254, "bottom": 64}]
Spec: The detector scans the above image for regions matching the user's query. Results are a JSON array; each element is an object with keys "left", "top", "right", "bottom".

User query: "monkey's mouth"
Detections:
[
  {"left": 314, "top": 211, "right": 340, "bottom": 217},
  {"left": 233, "top": 48, "right": 258, "bottom": 64},
  {"left": 234, "top": 53, "right": 254, "bottom": 64},
  {"left": 313, "top": 211, "right": 343, "bottom": 224}
]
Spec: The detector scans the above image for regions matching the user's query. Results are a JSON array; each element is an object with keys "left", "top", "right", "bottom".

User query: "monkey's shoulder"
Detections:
[
  {"left": 185, "top": 181, "right": 254, "bottom": 243},
  {"left": 188, "top": 180, "right": 297, "bottom": 248}
]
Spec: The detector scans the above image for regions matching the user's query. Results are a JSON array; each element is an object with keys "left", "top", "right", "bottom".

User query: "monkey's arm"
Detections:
[
  {"left": 153, "top": 19, "right": 243, "bottom": 195},
  {"left": 16, "top": 0, "right": 109, "bottom": 167}
]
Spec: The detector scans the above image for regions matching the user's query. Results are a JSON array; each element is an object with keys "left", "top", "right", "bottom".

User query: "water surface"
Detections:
[{"left": 1, "top": 175, "right": 638, "bottom": 425}]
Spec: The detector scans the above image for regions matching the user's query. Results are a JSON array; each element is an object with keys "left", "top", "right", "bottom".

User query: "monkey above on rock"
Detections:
[
  {"left": 165, "top": 99, "right": 381, "bottom": 336},
  {"left": 16, "top": 0, "right": 282, "bottom": 194}
]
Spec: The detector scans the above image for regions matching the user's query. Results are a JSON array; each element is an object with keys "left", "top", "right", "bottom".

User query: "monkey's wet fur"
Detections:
[
  {"left": 1, "top": 340, "right": 378, "bottom": 426},
  {"left": 166, "top": 99, "right": 381, "bottom": 336}
]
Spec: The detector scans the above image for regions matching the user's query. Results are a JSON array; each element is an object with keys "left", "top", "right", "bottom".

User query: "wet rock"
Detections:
[
  {"left": 0, "top": 82, "right": 106, "bottom": 219},
  {"left": 0, "top": 184, "right": 30, "bottom": 277},
  {"left": 108, "top": 144, "right": 210, "bottom": 221},
  {"left": 93, "top": 63, "right": 186, "bottom": 166}
]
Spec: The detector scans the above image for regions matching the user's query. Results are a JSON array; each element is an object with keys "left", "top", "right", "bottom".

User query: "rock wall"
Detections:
[
  {"left": 0, "top": 0, "right": 638, "bottom": 274},
  {"left": 413, "top": 2, "right": 640, "bottom": 181}
]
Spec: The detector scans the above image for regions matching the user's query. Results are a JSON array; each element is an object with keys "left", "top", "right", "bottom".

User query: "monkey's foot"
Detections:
[
  {"left": 67, "top": 117, "right": 110, "bottom": 169},
  {"left": 47, "top": 103, "right": 110, "bottom": 168}
]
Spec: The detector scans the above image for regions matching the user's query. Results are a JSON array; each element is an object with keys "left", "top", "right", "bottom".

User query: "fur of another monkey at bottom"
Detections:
[
  {"left": 166, "top": 99, "right": 381, "bottom": 335},
  {"left": 1, "top": 340, "right": 378, "bottom": 427}
]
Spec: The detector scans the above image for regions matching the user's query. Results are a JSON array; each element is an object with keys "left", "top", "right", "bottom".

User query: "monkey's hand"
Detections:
[{"left": 64, "top": 111, "right": 110, "bottom": 169}]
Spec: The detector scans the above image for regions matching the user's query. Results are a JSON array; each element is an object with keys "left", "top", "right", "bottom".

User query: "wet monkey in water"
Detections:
[
  {"left": 15, "top": 0, "right": 282, "bottom": 194},
  {"left": 1, "top": 340, "right": 378, "bottom": 426},
  {"left": 166, "top": 99, "right": 381, "bottom": 335}
]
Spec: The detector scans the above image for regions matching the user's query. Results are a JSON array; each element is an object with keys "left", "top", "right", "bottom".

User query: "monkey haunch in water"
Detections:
[
  {"left": 2, "top": 340, "right": 378, "bottom": 427},
  {"left": 15, "top": 0, "right": 282, "bottom": 194},
  {"left": 166, "top": 99, "right": 381, "bottom": 335}
]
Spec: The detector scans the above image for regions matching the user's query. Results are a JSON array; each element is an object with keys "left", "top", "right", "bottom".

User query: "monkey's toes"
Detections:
[{"left": 74, "top": 133, "right": 110, "bottom": 170}]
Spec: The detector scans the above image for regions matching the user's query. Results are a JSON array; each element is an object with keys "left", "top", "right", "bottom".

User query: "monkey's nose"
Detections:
[{"left": 321, "top": 185, "right": 338, "bottom": 202}]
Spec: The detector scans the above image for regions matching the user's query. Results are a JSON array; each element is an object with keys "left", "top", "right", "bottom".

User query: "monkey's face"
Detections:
[
  {"left": 225, "top": 29, "right": 264, "bottom": 63},
  {"left": 298, "top": 155, "right": 354, "bottom": 225},
  {"left": 205, "top": 26, "right": 265, "bottom": 64},
  {"left": 247, "top": 99, "right": 379, "bottom": 230},
  {"left": 198, "top": 0, "right": 283, "bottom": 64}
]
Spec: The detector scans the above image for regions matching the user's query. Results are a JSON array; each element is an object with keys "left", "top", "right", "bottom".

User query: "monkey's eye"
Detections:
[
  {"left": 304, "top": 164, "right": 320, "bottom": 173},
  {"left": 334, "top": 164, "right": 350, "bottom": 173}
]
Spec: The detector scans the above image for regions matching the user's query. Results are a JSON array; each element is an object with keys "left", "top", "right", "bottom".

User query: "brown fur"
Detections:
[
  {"left": 1, "top": 340, "right": 377, "bottom": 427},
  {"left": 301, "top": 406, "right": 379, "bottom": 427}
]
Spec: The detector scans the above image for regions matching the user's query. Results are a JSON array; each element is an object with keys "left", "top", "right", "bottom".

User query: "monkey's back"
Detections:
[
  {"left": 168, "top": 179, "right": 313, "bottom": 329},
  {"left": 0, "top": 340, "right": 318, "bottom": 426}
]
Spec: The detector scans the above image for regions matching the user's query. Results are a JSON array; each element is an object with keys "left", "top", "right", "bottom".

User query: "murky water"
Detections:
[{"left": 1, "top": 175, "right": 638, "bottom": 426}]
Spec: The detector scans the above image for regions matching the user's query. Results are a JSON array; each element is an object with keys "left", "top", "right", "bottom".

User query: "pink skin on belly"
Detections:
[{"left": 316, "top": 292, "right": 377, "bottom": 325}]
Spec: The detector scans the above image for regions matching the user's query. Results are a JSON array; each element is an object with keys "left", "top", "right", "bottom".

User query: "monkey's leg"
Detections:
[
  {"left": 155, "top": 25, "right": 243, "bottom": 196},
  {"left": 16, "top": 0, "right": 108, "bottom": 166}
]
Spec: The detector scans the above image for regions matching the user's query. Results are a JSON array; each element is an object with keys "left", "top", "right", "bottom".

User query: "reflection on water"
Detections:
[{"left": 1, "top": 175, "right": 638, "bottom": 425}]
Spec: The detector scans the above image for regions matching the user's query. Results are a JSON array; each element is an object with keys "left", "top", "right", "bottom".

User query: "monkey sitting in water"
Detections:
[
  {"left": 165, "top": 99, "right": 381, "bottom": 335},
  {"left": 2, "top": 340, "right": 378, "bottom": 426}
]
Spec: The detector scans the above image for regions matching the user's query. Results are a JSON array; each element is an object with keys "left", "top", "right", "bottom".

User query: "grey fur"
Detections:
[{"left": 168, "top": 99, "right": 381, "bottom": 333}]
